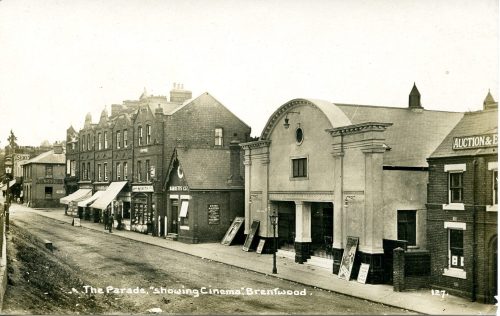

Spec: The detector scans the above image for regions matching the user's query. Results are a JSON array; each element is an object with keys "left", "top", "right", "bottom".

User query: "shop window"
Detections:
[
  {"left": 116, "top": 162, "right": 121, "bottom": 180},
  {"left": 98, "top": 133, "right": 102, "bottom": 150},
  {"left": 145, "top": 160, "right": 150, "bottom": 182},
  {"left": 45, "top": 186, "right": 53, "bottom": 199},
  {"left": 146, "top": 125, "right": 151, "bottom": 144},
  {"left": 137, "top": 161, "right": 142, "bottom": 182},
  {"left": 215, "top": 128, "right": 223, "bottom": 146},
  {"left": 397, "top": 210, "right": 416, "bottom": 246},
  {"left": 45, "top": 165, "right": 53, "bottom": 178},
  {"left": 138, "top": 126, "right": 143, "bottom": 146},
  {"left": 98, "top": 164, "right": 102, "bottom": 181},
  {"left": 116, "top": 131, "right": 121, "bottom": 149},
  {"left": 124, "top": 130, "right": 128, "bottom": 148},
  {"left": 104, "top": 131, "right": 108, "bottom": 149},
  {"left": 449, "top": 172, "right": 463, "bottom": 203},
  {"left": 179, "top": 200, "right": 189, "bottom": 226},
  {"left": 292, "top": 158, "right": 307, "bottom": 178},
  {"left": 124, "top": 162, "right": 128, "bottom": 180},
  {"left": 104, "top": 163, "right": 108, "bottom": 181}
]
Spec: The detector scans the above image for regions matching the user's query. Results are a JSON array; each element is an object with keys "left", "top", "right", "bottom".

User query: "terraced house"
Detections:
[{"left": 61, "top": 84, "right": 251, "bottom": 243}]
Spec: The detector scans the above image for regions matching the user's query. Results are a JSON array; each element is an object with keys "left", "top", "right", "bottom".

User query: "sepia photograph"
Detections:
[{"left": 0, "top": 0, "right": 498, "bottom": 314}]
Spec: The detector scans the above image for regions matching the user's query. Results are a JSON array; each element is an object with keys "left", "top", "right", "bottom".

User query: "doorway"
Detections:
[
  {"left": 170, "top": 200, "right": 179, "bottom": 234},
  {"left": 489, "top": 235, "right": 497, "bottom": 304},
  {"left": 277, "top": 201, "right": 295, "bottom": 251},
  {"left": 311, "top": 203, "right": 333, "bottom": 258}
]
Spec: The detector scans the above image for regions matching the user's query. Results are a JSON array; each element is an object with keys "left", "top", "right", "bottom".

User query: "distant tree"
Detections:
[{"left": 40, "top": 139, "right": 51, "bottom": 147}]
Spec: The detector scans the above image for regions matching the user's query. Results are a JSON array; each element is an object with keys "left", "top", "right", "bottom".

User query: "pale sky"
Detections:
[{"left": 0, "top": 0, "right": 498, "bottom": 146}]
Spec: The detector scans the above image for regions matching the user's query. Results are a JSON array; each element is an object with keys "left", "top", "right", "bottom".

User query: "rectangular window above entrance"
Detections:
[{"left": 292, "top": 158, "right": 307, "bottom": 178}]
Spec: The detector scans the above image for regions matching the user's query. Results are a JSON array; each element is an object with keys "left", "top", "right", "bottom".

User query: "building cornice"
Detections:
[
  {"left": 326, "top": 122, "right": 393, "bottom": 136},
  {"left": 240, "top": 140, "right": 271, "bottom": 150}
]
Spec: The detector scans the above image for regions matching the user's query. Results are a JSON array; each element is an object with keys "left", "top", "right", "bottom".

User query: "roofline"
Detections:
[{"left": 335, "top": 103, "right": 464, "bottom": 114}]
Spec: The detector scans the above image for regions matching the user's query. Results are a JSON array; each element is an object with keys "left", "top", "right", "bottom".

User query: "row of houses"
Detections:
[{"left": 15, "top": 83, "right": 498, "bottom": 304}]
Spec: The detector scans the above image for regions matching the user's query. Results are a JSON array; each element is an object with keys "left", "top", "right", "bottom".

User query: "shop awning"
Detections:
[
  {"left": 60, "top": 189, "right": 92, "bottom": 205},
  {"left": 90, "top": 181, "right": 128, "bottom": 210},
  {"left": 8, "top": 179, "right": 16, "bottom": 187},
  {"left": 77, "top": 190, "right": 104, "bottom": 207}
]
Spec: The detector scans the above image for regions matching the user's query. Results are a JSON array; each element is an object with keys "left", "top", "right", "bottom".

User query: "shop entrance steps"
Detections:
[
  {"left": 305, "top": 256, "right": 333, "bottom": 271},
  {"left": 165, "top": 233, "right": 178, "bottom": 241}
]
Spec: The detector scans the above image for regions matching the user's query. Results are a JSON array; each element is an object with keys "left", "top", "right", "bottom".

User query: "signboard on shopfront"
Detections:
[
  {"left": 169, "top": 185, "right": 189, "bottom": 192},
  {"left": 242, "top": 220, "right": 260, "bottom": 252},
  {"left": 132, "top": 185, "right": 154, "bottom": 193},
  {"left": 36, "top": 178, "right": 64, "bottom": 184},
  {"left": 221, "top": 217, "right": 244, "bottom": 246},
  {"left": 357, "top": 263, "right": 370, "bottom": 284},
  {"left": 338, "top": 236, "right": 359, "bottom": 281},
  {"left": 452, "top": 133, "right": 498, "bottom": 150}
]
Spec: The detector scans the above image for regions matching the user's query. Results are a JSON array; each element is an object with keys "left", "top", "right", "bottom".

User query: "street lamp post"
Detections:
[
  {"left": 4, "top": 159, "right": 13, "bottom": 232},
  {"left": 269, "top": 211, "right": 278, "bottom": 274}
]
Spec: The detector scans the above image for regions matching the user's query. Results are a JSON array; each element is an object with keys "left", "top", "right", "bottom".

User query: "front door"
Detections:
[{"left": 171, "top": 201, "right": 179, "bottom": 234}]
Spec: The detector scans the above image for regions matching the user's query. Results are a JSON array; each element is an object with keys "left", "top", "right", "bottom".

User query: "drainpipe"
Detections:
[{"left": 471, "top": 159, "right": 477, "bottom": 302}]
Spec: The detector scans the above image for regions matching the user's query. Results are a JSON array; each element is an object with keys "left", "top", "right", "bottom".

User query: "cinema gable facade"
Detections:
[{"left": 241, "top": 86, "right": 463, "bottom": 283}]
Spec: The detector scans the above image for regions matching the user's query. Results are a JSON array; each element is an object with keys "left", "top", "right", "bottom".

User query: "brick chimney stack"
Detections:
[{"left": 170, "top": 83, "right": 192, "bottom": 103}]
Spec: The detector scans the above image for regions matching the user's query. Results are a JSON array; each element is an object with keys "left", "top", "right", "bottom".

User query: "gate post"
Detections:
[{"left": 393, "top": 247, "right": 405, "bottom": 292}]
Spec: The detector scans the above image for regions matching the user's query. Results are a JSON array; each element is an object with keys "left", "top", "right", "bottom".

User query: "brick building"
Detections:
[
  {"left": 22, "top": 143, "right": 66, "bottom": 208},
  {"left": 61, "top": 84, "right": 251, "bottom": 242},
  {"left": 241, "top": 84, "right": 464, "bottom": 284},
  {"left": 426, "top": 92, "right": 498, "bottom": 303}
]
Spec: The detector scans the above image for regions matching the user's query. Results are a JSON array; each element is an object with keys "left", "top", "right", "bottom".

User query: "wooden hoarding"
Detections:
[
  {"left": 242, "top": 220, "right": 260, "bottom": 252},
  {"left": 256, "top": 239, "right": 266, "bottom": 254},
  {"left": 357, "top": 263, "right": 370, "bottom": 284},
  {"left": 338, "top": 236, "right": 359, "bottom": 281},
  {"left": 221, "top": 217, "right": 244, "bottom": 246}
]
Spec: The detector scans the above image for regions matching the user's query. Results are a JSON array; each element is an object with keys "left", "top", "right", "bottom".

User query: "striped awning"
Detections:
[
  {"left": 60, "top": 189, "right": 92, "bottom": 205},
  {"left": 78, "top": 190, "right": 104, "bottom": 207},
  {"left": 89, "top": 181, "right": 127, "bottom": 210}
]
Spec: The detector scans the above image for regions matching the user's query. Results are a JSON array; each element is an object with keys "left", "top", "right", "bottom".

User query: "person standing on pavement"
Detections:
[
  {"left": 108, "top": 212, "right": 113, "bottom": 233},
  {"left": 103, "top": 210, "right": 109, "bottom": 230}
]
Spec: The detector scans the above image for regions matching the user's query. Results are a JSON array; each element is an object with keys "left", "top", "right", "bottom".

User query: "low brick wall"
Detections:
[{"left": 394, "top": 248, "right": 431, "bottom": 291}]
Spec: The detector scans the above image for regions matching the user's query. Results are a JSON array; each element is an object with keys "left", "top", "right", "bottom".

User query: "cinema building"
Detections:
[
  {"left": 241, "top": 84, "right": 464, "bottom": 283},
  {"left": 426, "top": 92, "right": 498, "bottom": 303}
]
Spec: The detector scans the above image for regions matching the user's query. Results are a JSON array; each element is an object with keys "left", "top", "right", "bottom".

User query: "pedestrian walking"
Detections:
[{"left": 103, "top": 211, "right": 109, "bottom": 230}]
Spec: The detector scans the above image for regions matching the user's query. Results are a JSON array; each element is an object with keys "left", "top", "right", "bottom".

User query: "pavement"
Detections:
[{"left": 8, "top": 203, "right": 499, "bottom": 315}]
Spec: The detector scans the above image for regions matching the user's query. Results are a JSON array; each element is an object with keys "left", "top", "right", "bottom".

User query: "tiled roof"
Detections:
[
  {"left": 22, "top": 150, "right": 65, "bottom": 165},
  {"left": 336, "top": 104, "right": 464, "bottom": 167},
  {"left": 430, "top": 109, "right": 498, "bottom": 158},
  {"left": 175, "top": 147, "right": 232, "bottom": 189}
]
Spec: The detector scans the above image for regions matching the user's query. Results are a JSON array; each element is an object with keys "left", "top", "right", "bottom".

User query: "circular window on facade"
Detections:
[{"left": 295, "top": 127, "right": 304, "bottom": 145}]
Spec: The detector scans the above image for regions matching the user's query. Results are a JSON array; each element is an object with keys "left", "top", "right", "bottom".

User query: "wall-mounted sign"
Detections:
[
  {"left": 453, "top": 134, "right": 498, "bottom": 150},
  {"left": 208, "top": 204, "right": 220, "bottom": 225},
  {"left": 15, "top": 154, "right": 30, "bottom": 161},
  {"left": 132, "top": 185, "right": 154, "bottom": 193},
  {"left": 36, "top": 178, "right": 64, "bottom": 184},
  {"left": 139, "top": 148, "right": 148, "bottom": 153},
  {"left": 169, "top": 185, "right": 189, "bottom": 192}
]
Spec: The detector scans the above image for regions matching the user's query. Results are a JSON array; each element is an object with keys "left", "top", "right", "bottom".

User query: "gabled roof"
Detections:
[
  {"left": 430, "top": 109, "right": 498, "bottom": 158},
  {"left": 22, "top": 150, "right": 65, "bottom": 165},
  {"left": 171, "top": 147, "right": 233, "bottom": 190},
  {"left": 336, "top": 104, "right": 464, "bottom": 167}
]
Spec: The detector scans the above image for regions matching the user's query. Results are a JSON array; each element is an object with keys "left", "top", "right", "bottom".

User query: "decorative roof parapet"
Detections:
[
  {"left": 240, "top": 140, "right": 271, "bottom": 150},
  {"left": 326, "top": 122, "right": 393, "bottom": 136}
]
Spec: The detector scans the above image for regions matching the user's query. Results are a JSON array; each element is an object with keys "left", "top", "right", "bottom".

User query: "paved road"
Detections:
[{"left": 6, "top": 206, "right": 416, "bottom": 314}]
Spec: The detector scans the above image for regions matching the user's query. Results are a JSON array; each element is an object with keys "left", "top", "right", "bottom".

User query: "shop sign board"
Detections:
[
  {"left": 36, "top": 178, "right": 64, "bottom": 184},
  {"left": 338, "top": 236, "right": 359, "bottom": 281},
  {"left": 72, "top": 218, "right": 81, "bottom": 227},
  {"left": 132, "top": 185, "right": 154, "bottom": 193},
  {"left": 221, "top": 217, "right": 244, "bottom": 246},
  {"left": 242, "top": 220, "right": 260, "bottom": 252},
  {"left": 357, "top": 263, "right": 370, "bottom": 284},
  {"left": 208, "top": 204, "right": 220, "bottom": 225},
  {"left": 452, "top": 133, "right": 498, "bottom": 150},
  {"left": 169, "top": 185, "right": 189, "bottom": 192}
]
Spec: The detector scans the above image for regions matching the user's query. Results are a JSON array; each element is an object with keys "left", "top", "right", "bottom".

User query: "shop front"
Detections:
[
  {"left": 60, "top": 188, "right": 92, "bottom": 215},
  {"left": 90, "top": 181, "right": 128, "bottom": 227},
  {"left": 131, "top": 184, "right": 154, "bottom": 234}
]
